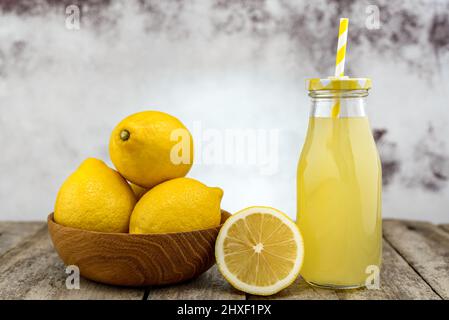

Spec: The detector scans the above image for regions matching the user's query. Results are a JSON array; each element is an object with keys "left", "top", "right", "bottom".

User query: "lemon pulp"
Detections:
[{"left": 216, "top": 206, "right": 304, "bottom": 296}]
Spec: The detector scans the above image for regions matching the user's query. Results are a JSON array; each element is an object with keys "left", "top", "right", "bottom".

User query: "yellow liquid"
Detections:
[{"left": 297, "top": 117, "right": 382, "bottom": 288}]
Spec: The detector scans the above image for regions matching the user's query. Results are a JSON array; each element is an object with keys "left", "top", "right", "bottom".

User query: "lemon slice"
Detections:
[{"left": 215, "top": 206, "right": 304, "bottom": 296}]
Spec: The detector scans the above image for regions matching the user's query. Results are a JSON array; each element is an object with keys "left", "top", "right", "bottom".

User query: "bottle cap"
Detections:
[{"left": 307, "top": 76, "right": 372, "bottom": 91}]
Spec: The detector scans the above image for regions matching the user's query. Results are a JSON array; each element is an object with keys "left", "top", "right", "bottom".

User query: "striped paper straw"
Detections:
[
  {"left": 335, "top": 18, "right": 348, "bottom": 77},
  {"left": 332, "top": 18, "right": 349, "bottom": 118}
]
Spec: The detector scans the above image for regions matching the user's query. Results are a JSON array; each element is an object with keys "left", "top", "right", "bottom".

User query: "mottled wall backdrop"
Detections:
[{"left": 1, "top": 0, "right": 448, "bottom": 222}]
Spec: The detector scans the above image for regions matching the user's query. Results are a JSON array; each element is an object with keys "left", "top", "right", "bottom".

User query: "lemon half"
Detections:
[{"left": 215, "top": 206, "right": 304, "bottom": 296}]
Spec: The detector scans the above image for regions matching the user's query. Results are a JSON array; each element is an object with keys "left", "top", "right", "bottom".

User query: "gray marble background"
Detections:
[{"left": 0, "top": 0, "right": 448, "bottom": 222}]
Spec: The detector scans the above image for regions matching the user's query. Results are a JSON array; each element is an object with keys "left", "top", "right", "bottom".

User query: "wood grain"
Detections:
[
  {"left": 440, "top": 224, "right": 449, "bottom": 234},
  {"left": 336, "top": 239, "right": 440, "bottom": 300},
  {"left": 250, "top": 276, "right": 339, "bottom": 300},
  {"left": 0, "top": 222, "right": 45, "bottom": 257},
  {"left": 1, "top": 218, "right": 447, "bottom": 300},
  {"left": 383, "top": 219, "right": 449, "bottom": 299},
  {"left": 251, "top": 239, "right": 439, "bottom": 300},
  {"left": 48, "top": 211, "right": 231, "bottom": 286},
  {"left": 0, "top": 226, "right": 143, "bottom": 300},
  {"left": 148, "top": 265, "right": 245, "bottom": 300}
]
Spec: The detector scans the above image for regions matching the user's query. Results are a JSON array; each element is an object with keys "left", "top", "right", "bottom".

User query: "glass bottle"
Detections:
[{"left": 297, "top": 77, "right": 382, "bottom": 289}]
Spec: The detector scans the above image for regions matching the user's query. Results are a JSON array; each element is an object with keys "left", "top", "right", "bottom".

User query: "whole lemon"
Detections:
[
  {"left": 54, "top": 158, "right": 136, "bottom": 233},
  {"left": 109, "top": 111, "right": 194, "bottom": 188},
  {"left": 130, "top": 178, "right": 223, "bottom": 234}
]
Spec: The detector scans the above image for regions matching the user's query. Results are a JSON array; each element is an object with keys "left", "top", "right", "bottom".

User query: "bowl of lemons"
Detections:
[{"left": 48, "top": 111, "right": 229, "bottom": 286}]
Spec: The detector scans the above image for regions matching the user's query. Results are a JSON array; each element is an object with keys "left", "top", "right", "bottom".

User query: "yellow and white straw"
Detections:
[
  {"left": 332, "top": 18, "right": 349, "bottom": 118},
  {"left": 335, "top": 18, "right": 348, "bottom": 78}
]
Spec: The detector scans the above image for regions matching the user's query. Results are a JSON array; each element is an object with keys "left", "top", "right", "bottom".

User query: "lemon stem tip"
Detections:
[{"left": 120, "top": 129, "right": 130, "bottom": 141}]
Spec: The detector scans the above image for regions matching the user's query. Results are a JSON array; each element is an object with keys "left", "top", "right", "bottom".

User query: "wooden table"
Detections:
[{"left": 0, "top": 219, "right": 448, "bottom": 300}]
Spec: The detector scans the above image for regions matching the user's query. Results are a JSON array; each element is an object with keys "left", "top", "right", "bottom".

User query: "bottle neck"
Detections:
[{"left": 308, "top": 89, "right": 369, "bottom": 118}]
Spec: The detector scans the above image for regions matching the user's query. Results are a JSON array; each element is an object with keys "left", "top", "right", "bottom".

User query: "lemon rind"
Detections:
[{"left": 215, "top": 206, "right": 304, "bottom": 296}]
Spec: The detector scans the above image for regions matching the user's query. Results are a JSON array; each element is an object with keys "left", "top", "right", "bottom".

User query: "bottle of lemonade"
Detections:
[{"left": 297, "top": 77, "right": 382, "bottom": 288}]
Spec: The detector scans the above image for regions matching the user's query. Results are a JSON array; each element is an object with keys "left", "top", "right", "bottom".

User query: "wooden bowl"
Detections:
[{"left": 47, "top": 210, "right": 231, "bottom": 287}]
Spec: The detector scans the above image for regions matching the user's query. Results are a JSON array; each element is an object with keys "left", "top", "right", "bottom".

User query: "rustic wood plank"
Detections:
[
  {"left": 148, "top": 265, "right": 245, "bottom": 300},
  {"left": 1, "top": 219, "right": 446, "bottom": 300},
  {"left": 0, "top": 222, "right": 45, "bottom": 256},
  {"left": 383, "top": 219, "right": 449, "bottom": 299},
  {"left": 252, "top": 239, "right": 438, "bottom": 300},
  {"left": 0, "top": 226, "right": 145, "bottom": 300},
  {"left": 440, "top": 224, "right": 449, "bottom": 234},
  {"left": 250, "top": 276, "right": 339, "bottom": 300},
  {"left": 336, "top": 239, "right": 440, "bottom": 300}
]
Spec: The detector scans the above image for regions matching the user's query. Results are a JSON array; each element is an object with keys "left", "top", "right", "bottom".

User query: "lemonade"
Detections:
[{"left": 297, "top": 78, "right": 382, "bottom": 288}]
